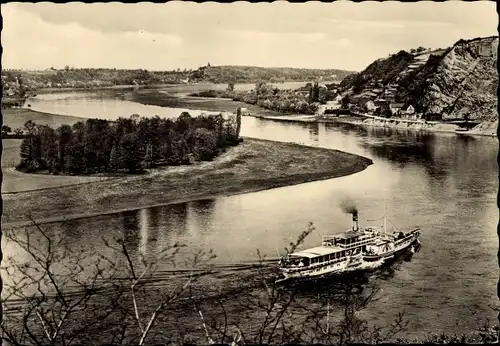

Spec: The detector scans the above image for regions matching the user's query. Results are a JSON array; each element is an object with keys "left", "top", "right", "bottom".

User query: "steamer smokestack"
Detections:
[{"left": 352, "top": 211, "right": 359, "bottom": 231}]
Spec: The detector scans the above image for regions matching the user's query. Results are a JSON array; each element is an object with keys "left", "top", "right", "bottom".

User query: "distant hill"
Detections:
[
  {"left": 339, "top": 36, "right": 498, "bottom": 120},
  {"left": 188, "top": 65, "right": 354, "bottom": 84},
  {"left": 1, "top": 68, "right": 188, "bottom": 91},
  {"left": 1, "top": 65, "right": 354, "bottom": 94}
]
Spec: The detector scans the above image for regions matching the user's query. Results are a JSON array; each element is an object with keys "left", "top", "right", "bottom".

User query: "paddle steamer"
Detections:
[{"left": 278, "top": 211, "right": 420, "bottom": 281}]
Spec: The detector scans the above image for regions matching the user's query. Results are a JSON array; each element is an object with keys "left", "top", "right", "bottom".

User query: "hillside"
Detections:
[
  {"left": 188, "top": 65, "right": 354, "bottom": 84},
  {"left": 339, "top": 36, "right": 498, "bottom": 120}
]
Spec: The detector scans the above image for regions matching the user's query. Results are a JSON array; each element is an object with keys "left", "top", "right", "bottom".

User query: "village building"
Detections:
[
  {"left": 397, "top": 104, "right": 424, "bottom": 120},
  {"left": 423, "top": 113, "right": 443, "bottom": 121},
  {"left": 389, "top": 103, "right": 405, "bottom": 116},
  {"left": 374, "top": 99, "right": 389, "bottom": 107},
  {"left": 326, "top": 82, "right": 340, "bottom": 90},
  {"left": 401, "top": 104, "right": 415, "bottom": 115},
  {"left": 317, "top": 100, "right": 342, "bottom": 115},
  {"left": 364, "top": 100, "right": 377, "bottom": 113}
]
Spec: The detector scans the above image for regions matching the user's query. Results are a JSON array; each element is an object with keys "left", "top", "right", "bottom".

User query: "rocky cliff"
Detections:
[{"left": 340, "top": 36, "right": 498, "bottom": 121}]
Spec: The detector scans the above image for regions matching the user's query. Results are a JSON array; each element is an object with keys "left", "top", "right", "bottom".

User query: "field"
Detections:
[
  {"left": 2, "top": 138, "right": 114, "bottom": 194},
  {"left": 3, "top": 137, "right": 372, "bottom": 228},
  {"left": 2, "top": 108, "right": 88, "bottom": 130}
]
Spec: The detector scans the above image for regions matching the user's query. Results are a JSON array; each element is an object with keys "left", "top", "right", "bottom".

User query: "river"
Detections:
[{"left": 5, "top": 87, "right": 499, "bottom": 340}]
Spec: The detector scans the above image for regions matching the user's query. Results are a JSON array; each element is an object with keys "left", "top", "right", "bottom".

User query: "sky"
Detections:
[{"left": 1, "top": 2, "right": 498, "bottom": 72}]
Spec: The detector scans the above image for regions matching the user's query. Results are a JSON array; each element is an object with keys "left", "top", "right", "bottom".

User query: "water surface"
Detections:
[{"left": 7, "top": 91, "right": 499, "bottom": 339}]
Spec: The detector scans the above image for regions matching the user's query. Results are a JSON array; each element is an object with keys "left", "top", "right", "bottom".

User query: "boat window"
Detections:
[{"left": 287, "top": 257, "right": 305, "bottom": 266}]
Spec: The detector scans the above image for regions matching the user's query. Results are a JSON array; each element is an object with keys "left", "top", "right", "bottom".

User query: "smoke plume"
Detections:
[{"left": 340, "top": 198, "right": 358, "bottom": 215}]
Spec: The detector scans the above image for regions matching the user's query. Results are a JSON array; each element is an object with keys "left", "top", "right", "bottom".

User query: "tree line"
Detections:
[
  {"left": 2, "top": 66, "right": 353, "bottom": 93},
  {"left": 16, "top": 110, "right": 242, "bottom": 175},
  {"left": 188, "top": 65, "right": 353, "bottom": 84},
  {"left": 190, "top": 82, "right": 338, "bottom": 115},
  {"left": 1, "top": 69, "right": 191, "bottom": 92}
]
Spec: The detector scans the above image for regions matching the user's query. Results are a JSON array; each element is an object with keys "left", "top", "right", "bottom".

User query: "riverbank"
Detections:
[
  {"left": 247, "top": 112, "right": 498, "bottom": 137},
  {"left": 3, "top": 137, "right": 373, "bottom": 229},
  {"left": 127, "top": 88, "right": 288, "bottom": 117},
  {"left": 348, "top": 116, "right": 498, "bottom": 137}
]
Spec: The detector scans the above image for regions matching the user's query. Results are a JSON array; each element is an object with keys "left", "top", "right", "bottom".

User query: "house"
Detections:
[
  {"left": 423, "top": 113, "right": 442, "bottom": 121},
  {"left": 325, "top": 82, "right": 340, "bottom": 91},
  {"left": 296, "top": 84, "right": 311, "bottom": 96},
  {"left": 399, "top": 104, "right": 419, "bottom": 119},
  {"left": 401, "top": 104, "right": 415, "bottom": 115},
  {"left": 364, "top": 100, "right": 377, "bottom": 113},
  {"left": 389, "top": 103, "right": 404, "bottom": 116},
  {"left": 317, "top": 100, "right": 341, "bottom": 115},
  {"left": 374, "top": 99, "right": 389, "bottom": 107}
]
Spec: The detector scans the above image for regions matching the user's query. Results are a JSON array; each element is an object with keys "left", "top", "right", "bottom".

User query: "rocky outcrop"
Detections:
[
  {"left": 421, "top": 36, "right": 498, "bottom": 120},
  {"left": 340, "top": 36, "right": 498, "bottom": 121}
]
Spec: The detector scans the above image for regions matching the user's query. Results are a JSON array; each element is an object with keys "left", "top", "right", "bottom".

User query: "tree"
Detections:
[
  {"left": 13, "top": 128, "right": 23, "bottom": 136},
  {"left": 145, "top": 142, "right": 153, "bottom": 168},
  {"left": 227, "top": 83, "right": 235, "bottom": 92},
  {"left": 1, "top": 219, "right": 214, "bottom": 345},
  {"left": 120, "top": 133, "right": 144, "bottom": 173},
  {"left": 18, "top": 136, "right": 41, "bottom": 172},
  {"left": 109, "top": 143, "right": 120, "bottom": 172},
  {"left": 1, "top": 220, "right": 116, "bottom": 345},
  {"left": 341, "top": 95, "right": 351, "bottom": 109},
  {"left": 57, "top": 125, "right": 73, "bottom": 172},
  {"left": 38, "top": 125, "right": 59, "bottom": 172},
  {"left": 255, "top": 81, "right": 268, "bottom": 103},
  {"left": 308, "top": 82, "right": 320, "bottom": 103},
  {"left": 2, "top": 125, "right": 12, "bottom": 136},
  {"left": 176, "top": 112, "right": 193, "bottom": 134},
  {"left": 24, "top": 120, "right": 37, "bottom": 136},
  {"left": 65, "top": 141, "right": 86, "bottom": 174},
  {"left": 192, "top": 128, "right": 218, "bottom": 161},
  {"left": 236, "top": 108, "right": 242, "bottom": 139}
]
